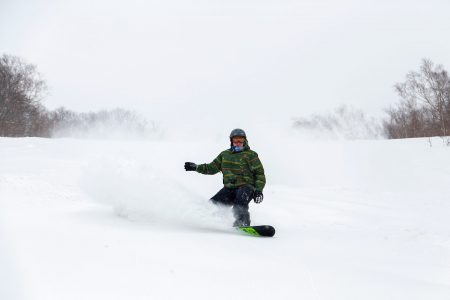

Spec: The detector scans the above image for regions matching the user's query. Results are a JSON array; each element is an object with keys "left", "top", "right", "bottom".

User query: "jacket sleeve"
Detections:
[
  {"left": 196, "top": 153, "right": 222, "bottom": 175},
  {"left": 248, "top": 153, "right": 266, "bottom": 191}
]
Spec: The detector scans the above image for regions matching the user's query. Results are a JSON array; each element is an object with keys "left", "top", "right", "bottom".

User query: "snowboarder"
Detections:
[{"left": 184, "top": 128, "right": 266, "bottom": 227}]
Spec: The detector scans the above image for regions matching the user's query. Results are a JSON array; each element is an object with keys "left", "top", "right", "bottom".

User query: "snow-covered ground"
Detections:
[{"left": 1, "top": 136, "right": 450, "bottom": 300}]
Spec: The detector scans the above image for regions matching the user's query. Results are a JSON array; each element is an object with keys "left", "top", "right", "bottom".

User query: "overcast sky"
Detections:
[{"left": 1, "top": 0, "right": 450, "bottom": 135}]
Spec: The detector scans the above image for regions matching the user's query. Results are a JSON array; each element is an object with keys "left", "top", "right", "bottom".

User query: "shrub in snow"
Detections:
[{"left": 293, "top": 105, "right": 384, "bottom": 140}]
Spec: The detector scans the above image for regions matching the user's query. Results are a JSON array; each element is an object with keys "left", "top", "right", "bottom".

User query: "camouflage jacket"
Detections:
[{"left": 196, "top": 141, "right": 266, "bottom": 191}]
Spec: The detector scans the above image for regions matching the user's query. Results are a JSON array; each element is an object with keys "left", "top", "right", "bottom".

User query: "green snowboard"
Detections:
[{"left": 235, "top": 225, "right": 276, "bottom": 237}]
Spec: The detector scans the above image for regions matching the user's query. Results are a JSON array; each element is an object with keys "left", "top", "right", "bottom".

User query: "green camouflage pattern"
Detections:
[{"left": 196, "top": 140, "right": 266, "bottom": 191}]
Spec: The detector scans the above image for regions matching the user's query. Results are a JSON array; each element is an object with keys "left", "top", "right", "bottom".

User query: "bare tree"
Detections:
[
  {"left": 383, "top": 97, "right": 429, "bottom": 139},
  {"left": 393, "top": 59, "right": 450, "bottom": 137},
  {"left": 0, "top": 54, "right": 47, "bottom": 136}
]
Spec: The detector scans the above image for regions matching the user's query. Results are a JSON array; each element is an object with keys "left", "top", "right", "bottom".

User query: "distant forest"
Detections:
[{"left": 1, "top": 54, "right": 450, "bottom": 139}]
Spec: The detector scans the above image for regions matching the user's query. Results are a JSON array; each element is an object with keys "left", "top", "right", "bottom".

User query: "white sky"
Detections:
[{"left": 1, "top": 0, "right": 450, "bottom": 134}]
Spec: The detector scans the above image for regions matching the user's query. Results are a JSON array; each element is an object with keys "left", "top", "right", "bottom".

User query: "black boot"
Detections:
[
  {"left": 232, "top": 203, "right": 251, "bottom": 227},
  {"left": 233, "top": 217, "right": 250, "bottom": 227}
]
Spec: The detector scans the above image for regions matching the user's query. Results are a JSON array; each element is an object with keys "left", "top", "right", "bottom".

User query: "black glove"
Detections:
[
  {"left": 253, "top": 190, "right": 263, "bottom": 204},
  {"left": 184, "top": 162, "right": 198, "bottom": 171}
]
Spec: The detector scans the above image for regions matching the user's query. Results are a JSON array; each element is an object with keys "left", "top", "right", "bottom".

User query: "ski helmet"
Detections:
[{"left": 229, "top": 128, "right": 246, "bottom": 139}]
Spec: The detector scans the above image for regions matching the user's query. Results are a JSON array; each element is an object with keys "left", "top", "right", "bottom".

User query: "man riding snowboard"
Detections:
[{"left": 184, "top": 128, "right": 266, "bottom": 227}]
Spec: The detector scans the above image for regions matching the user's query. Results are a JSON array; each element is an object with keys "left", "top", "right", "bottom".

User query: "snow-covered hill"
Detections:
[{"left": 1, "top": 136, "right": 449, "bottom": 300}]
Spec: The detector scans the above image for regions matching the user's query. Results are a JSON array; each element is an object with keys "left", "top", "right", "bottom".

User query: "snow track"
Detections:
[{"left": 1, "top": 137, "right": 449, "bottom": 300}]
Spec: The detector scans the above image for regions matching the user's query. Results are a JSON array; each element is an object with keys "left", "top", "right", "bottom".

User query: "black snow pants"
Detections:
[{"left": 210, "top": 185, "right": 254, "bottom": 226}]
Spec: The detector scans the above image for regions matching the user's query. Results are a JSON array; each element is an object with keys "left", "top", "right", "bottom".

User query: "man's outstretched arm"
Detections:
[{"left": 185, "top": 154, "right": 222, "bottom": 175}]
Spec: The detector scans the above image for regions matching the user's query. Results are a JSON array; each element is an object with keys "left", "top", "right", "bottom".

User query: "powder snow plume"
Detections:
[{"left": 80, "top": 156, "right": 233, "bottom": 230}]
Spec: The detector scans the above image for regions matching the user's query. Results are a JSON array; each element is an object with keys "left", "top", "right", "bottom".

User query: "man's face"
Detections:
[{"left": 232, "top": 136, "right": 245, "bottom": 146}]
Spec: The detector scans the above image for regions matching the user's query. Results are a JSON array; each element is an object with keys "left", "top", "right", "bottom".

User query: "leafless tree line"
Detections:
[
  {"left": 384, "top": 59, "right": 450, "bottom": 139},
  {"left": 293, "top": 59, "right": 450, "bottom": 140},
  {"left": 0, "top": 54, "right": 156, "bottom": 138},
  {"left": 4, "top": 53, "right": 449, "bottom": 140}
]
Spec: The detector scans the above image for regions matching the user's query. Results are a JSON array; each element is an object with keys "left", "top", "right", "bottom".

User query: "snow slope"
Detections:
[{"left": 1, "top": 136, "right": 450, "bottom": 300}]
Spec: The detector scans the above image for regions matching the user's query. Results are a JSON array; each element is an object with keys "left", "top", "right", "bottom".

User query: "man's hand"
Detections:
[
  {"left": 184, "top": 162, "right": 198, "bottom": 171},
  {"left": 253, "top": 190, "right": 263, "bottom": 203}
]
